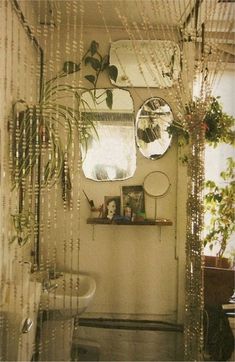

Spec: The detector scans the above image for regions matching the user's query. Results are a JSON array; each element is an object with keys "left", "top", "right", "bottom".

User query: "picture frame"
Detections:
[
  {"left": 121, "top": 185, "right": 145, "bottom": 216},
  {"left": 104, "top": 196, "right": 121, "bottom": 220}
]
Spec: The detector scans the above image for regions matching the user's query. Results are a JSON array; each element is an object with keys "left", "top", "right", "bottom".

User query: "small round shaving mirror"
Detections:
[{"left": 143, "top": 171, "right": 171, "bottom": 220}]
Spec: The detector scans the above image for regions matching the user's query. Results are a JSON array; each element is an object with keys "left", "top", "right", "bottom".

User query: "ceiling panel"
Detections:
[
  {"left": 31, "top": 0, "right": 235, "bottom": 48},
  {"left": 33, "top": 0, "right": 191, "bottom": 28}
]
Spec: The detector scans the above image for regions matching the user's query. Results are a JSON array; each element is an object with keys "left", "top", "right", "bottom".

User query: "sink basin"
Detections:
[{"left": 39, "top": 272, "right": 96, "bottom": 317}]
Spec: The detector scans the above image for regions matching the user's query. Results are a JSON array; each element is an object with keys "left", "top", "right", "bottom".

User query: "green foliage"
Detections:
[
  {"left": 10, "top": 211, "right": 34, "bottom": 246},
  {"left": 84, "top": 74, "right": 96, "bottom": 85},
  {"left": 204, "top": 97, "right": 234, "bottom": 146},
  {"left": 105, "top": 89, "right": 113, "bottom": 110},
  {"left": 108, "top": 65, "right": 118, "bottom": 83},
  {"left": 84, "top": 41, "right": 118, "bottom": 109},
  {"left": 168, "top": 97, "right": 235, "bottom": 148},
  {"left": 204, "top": 157, "right": 235, "bottom": 257},
  {"left": 10, "top": 40, "right": 118, "bottom": 195},
  {"left": 63, "top": 61, "right": 80, "bottom": 74}
]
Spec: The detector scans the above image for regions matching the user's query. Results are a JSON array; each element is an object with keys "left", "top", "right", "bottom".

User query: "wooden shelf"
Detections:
[{"left": 87, "top": 218, "right": 173, "bottom": 226}]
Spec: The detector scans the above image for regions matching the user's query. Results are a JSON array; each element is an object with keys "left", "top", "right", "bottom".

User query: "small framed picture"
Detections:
[
  {"left": 104, "top": 196, "right": 121, "bottom": 220},
  {"left": 122, "top": 185, "right": 145, "bottom": 216}
]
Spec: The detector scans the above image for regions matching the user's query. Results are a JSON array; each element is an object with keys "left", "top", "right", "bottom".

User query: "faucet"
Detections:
[
  {"left": 48, "top": 268, "right": 63, "bottom": 280},
  {"left": 42, "top": 279, "right": 58, "bottom": 292}
]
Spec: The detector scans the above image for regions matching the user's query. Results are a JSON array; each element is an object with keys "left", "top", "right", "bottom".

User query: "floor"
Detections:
[
  {"left": 72, "top": 324, "right": 184, "bottom": 361},
  {"left": 36, "top": 317, "right": 235, "bottom": 361}
]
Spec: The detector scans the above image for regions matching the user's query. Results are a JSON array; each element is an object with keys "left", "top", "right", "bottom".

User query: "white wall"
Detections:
[
  {"left": 0, "top": 2, "right": 41, "bottom": 360},
  {"left": 0, "top": 0, "right": 40, "bottom": 284}
]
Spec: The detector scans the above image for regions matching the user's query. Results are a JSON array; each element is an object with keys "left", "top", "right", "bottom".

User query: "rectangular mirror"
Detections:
[
  {"left": 110, "top": 40, "right": 181, "bottom": 88},
  {"left": 80, "top": 89, "right": 136, "bottom": 181}
]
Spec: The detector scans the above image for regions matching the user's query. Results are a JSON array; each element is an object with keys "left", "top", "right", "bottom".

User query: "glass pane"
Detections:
[{"left": 81, "top": 89, "right": 136, "bottom": 181}]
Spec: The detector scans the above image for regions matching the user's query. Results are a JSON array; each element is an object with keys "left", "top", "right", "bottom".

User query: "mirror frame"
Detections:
[
  {"left": 143, "top": 171, "right": 171, "bottom": 198},
  {"left": 135, "top": 97, "right": 173, "bottom": 160}
]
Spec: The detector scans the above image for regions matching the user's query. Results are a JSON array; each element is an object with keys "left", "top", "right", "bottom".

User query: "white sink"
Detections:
[{"left": 39, "top": 272, "right": 96, "bottom": 317}]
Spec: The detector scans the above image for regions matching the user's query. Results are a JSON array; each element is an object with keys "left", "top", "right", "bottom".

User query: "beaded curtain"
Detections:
[{"left": 0, "top": 0, "right": 234, "bottom": 361}]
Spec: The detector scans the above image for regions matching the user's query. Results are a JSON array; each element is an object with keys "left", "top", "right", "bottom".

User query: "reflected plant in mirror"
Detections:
[
  {"left": 136, "top": 97, "right": 173, "bottom": 160},
  {"left": 80, "top": 89, "right": 136, "bottom": 181}
]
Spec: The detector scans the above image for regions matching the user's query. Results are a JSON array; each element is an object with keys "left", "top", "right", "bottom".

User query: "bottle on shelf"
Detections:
[{"left": 124, "top": 203, "right": 132, "bottom": 220}]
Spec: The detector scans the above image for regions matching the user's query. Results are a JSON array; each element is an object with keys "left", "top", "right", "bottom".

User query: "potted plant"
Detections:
[
  {"left": 203, "top": 157, "right": 235, "bottom": 268},
  {"left": 167, "top": 97, "right": 235, "bottom": 163}
]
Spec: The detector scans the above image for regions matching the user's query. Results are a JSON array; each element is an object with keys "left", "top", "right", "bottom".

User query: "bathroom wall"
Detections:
[
  {"left": 40, "top": 25, "right": 191, "bottom": 324},
  {"left": 0, "top": 2, "right": 41, "bottom": 360},
  {"left": 0, "top": 0, "right": 40, "bottom": 285}
]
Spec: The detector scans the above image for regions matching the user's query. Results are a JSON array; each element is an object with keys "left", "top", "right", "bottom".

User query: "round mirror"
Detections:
[
  {"left": 143, "top": 171, "right": 171, "bottom": 220},
  {"left": 144, "top": 171, "right": 171, "bottom": 198},
  {"left": 136, "top": 97, "right": 173, "bottom": 160}
]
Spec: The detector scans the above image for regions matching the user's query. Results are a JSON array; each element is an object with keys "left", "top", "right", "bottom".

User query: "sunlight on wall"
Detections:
[
  {"left": 204, "top": 67, "right": 235, "bottom": 257},
  {"left": 205, "top": 67, "right": 235, "bottom": 183}
]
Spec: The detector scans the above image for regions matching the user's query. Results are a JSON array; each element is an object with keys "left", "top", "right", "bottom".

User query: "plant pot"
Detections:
[
  {"left": 204, "top": 255, "right": 231, "bottom": 269},
  {"left": 204, "top": 266, "right": 235, "bottom": 307}
]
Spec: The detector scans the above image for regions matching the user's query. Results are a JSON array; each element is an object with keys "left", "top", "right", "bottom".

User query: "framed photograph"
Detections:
[
  {"left": 121, "top": 185, "right": 145, "bottom": 216},
  {"left": 104, "top": 196, "right": 121, "bottom": 220}
]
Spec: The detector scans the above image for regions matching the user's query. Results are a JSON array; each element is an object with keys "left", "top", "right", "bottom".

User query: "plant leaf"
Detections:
[
  {"left": 84, "top": 75, "right": 96, "bottom": 85},
  {"left": 85, "top": 56, "right": 101, "bottom": 71},
  {"left": 106, "top": 90, "right": 113, "bottom": 109},
  {"left": 108, "top": 65, "right": 118, "bottom": 82},
  {"left": 63, "top": 61, "right": 80, "bottom": 74},
  {"left": 101, "top": 55, "right": 109, "bottom": 70},
  {"left": 90, "top": 40, "right": 99, "bottom": 55}
]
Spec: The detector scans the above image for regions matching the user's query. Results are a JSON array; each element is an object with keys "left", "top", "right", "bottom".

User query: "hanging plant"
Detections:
[
  {"left": 10, "top": 40, "right": 118, "bottom": 200},
  {"left": 167, "top": 97, "right": 235, "bottom": 162},
  {"left": 203, "top": 97, "right": 234, "bottom": 146}
]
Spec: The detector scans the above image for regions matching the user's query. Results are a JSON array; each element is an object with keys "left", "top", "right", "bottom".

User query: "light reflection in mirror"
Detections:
[
  {"left": 136, "top": 97, "right": 173, "bottom": 160},
  {"left": 81, "top": 89, "right": 136, "bottom": 181}
]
